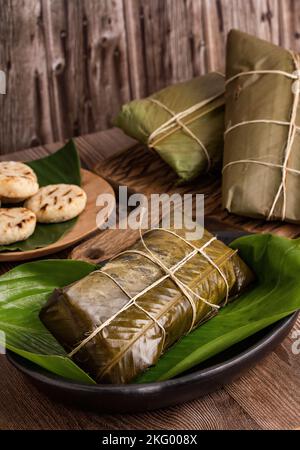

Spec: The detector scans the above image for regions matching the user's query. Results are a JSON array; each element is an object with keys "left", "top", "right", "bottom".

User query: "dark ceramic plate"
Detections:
[
  {"left": 7, "top": 314, "right": 297, "bottom": 413},
  {"left": 5, "top": 229, "right": 299, "bottom": 413}
]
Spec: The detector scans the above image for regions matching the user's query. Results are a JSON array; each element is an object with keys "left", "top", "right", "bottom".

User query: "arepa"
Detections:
[
  {"left": 25, "top": 184, "right": 87, "bottom": 223},
  {"left": 0, "top": 208, "right": 36, "bottom": 245},
  {"left": 0, "top": 161, "right": 39, "bottom": 203}
]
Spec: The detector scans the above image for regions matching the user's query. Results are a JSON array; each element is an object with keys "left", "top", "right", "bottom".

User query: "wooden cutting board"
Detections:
[
  {"left": 71, "top": 140, "right": 300, "bottom": 263},
  {"left": 94, "top": 143, "right": 300, "bottom": 237}
]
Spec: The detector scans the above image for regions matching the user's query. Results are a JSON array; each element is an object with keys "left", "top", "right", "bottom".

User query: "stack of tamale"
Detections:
[
  {"left": 40, "top": 227, "right": 253, "bottom": 384},
  {"left": 115, "top": 73, "right": 225, "bottom": 181},
  {"left": 222, "top": 29, "right": 300, "bottom": 223}
]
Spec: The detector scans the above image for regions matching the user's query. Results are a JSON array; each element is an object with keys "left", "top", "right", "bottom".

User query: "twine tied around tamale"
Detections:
[
  {"left": 68, "top": 220, "right": 232, "bottom": 359},
  {"left": 223, "top": 53, "right": 300, "bottom": 221},
  {"left": 147, "top": 83, "right": 225, "bottom": 172}
]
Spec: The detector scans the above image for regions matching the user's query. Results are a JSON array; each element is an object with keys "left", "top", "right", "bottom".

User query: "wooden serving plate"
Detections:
[{"left": 0, "top": 169, "right": 115, "bottom": 262}]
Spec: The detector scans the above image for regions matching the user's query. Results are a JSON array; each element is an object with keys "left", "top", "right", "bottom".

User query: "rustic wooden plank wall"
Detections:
[{"left": 1, "top": 0, "right": 300, "bottom": 154}]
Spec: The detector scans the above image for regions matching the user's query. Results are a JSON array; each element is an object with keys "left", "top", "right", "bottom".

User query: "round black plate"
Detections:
[
  {"left": 5, "top": 228, "right": 299, "bottom": 413},
  {"left": 7, "top": 313, "right": 297, "bottom": 413}
]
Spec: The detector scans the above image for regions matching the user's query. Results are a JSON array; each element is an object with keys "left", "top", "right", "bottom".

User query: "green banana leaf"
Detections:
[
  {"left": 137, "top": 233, "right": 300, "bottom": 382},
  {"left": 0, "top": 233, "right": 299, "bottom": 385},
  {"left": 223, "top": 30, "right": 300, "bottom": 223},
  {"left": 115, "top": 72, "right": 225, "bottom": 182},
  {"left": 0, "top": 140, "right": 81, "bottom": 252},
  {"left": 0, "top": 260, "right": 96, "bottom": 384}
]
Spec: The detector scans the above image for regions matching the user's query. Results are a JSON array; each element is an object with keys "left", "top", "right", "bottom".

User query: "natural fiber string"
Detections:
[
  {"left": 147, "top": 92, "right": 223, "bottom": 145},
  {"left": 68, "top": 234, "right": 216, "bottom": 358},
  {"left": 147, "top": 82, "right": 225, "bottom": 171},
  {"left": 68, "top": 227, "right": 232, "bottom": 359},
  {"left": 109, "top": 240, "right": 220, "bottom": 313},
  {"left": 269, "top": 56, "right": 300, "bottom": 220},
  {"left": 147, "top": 228, "right": 230, "bottom": 306},
  {"left": 96, "top": 230, "right": 233, "bottom": 381},
  {"left": 225, "top": 69, "right": 299, "bottom": 86},
  {"left": 68, "top": 234, "right": 217, "bottom": 358},
  {"left": 139, "top": 231, "right": 209, "bottom": 330},
  {"left": 223, "top": 159, "right": 300, "bottom": 177},
  {"left": 113, "top": 245, "right": 219, "bottom": 312},
  {"left": 97, "top": 226, "right": 235, "bottom": 381},
  {"left": 148, "top": 98, "right": 211, "bottom": 171},
  {"left": 105, "top": 207, "right": 224, "bottom": 317},
  {"left": 224, "top": 54, "right": 300, "bottom": 221},
  {"left": 224, "top": 119, "right": 300, "bottom": 137},
  {"left": 97, "top": 270, "right": 167, "bottom": 349}
]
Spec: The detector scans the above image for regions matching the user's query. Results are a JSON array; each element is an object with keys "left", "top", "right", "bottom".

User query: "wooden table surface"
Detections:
[{"left": 0, "top": 128, "right": 299, "bottom": 430}]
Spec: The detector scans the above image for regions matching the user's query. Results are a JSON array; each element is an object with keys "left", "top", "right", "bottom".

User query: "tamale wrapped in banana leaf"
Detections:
[
  {"left": 115, "top": 73, "right": 225, "bottom": 181},
  {"left": 223, "top": 29, "right": 300, "bottom": 223},
  {"left": 40, "top": 228, "right": 253, "bottom": 384}
]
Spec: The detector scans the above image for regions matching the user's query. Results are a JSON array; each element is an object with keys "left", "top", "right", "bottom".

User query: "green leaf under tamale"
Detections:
[{"left": 0, "top": 233, "right": 299, "bottom": 385}]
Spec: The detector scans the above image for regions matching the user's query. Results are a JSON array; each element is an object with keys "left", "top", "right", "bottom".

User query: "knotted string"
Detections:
[
  {"left": 223, "top": 159, "right": 300, "bottom": 177},
  {"left": 224, "top": 119, "right": 300, "bottom": 137},
  {"left": 147, "top": 78, "right": 225, "bottom": 171},
  {"left": 98, "top": 270, "right": 167, "bottom": 348},
  {"left": 148, "top": 228, "right": 230, "bottom": 306},
  {"left": 225, "top": 69, "right": 299, "bottom": 86},
  {"left": 224, "top": 53, "right": 300, "bottom": 221},
  {"left": 68, "top": 224, "right": 232, "bottom": 359}
]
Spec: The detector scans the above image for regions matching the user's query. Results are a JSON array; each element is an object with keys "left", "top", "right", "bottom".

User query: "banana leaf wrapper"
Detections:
[
  {"left": 222, "top": 29, "right": 300, "bottom": 223},
  {"left": 40, "top": 228, "right": 254, "bottom": 384},
  {"left": 115, "top": 73, "right": 225, "bottom": 182}
]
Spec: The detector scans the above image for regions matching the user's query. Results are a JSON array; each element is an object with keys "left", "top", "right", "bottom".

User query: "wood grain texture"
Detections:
[
  {"left": 0, "top": 129, "right": 299, "bottom": 430},
  {"left": 70, "top": 137, "right": 300, "bottom": 264},
  {"left": 2, "top": 0, "right": 300, "bottom": 154},
  {"left": 0, "top": 0, "right": 53, "bottom": 151},
  {"left": 225, "top": 314, "right": 300, "bottom": 430},
  {"left": 0, "top": 0, "right": 131, "bottom": 153},
  {"left": 0, "top": 355, "right": 261, "bottom": 430}
]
